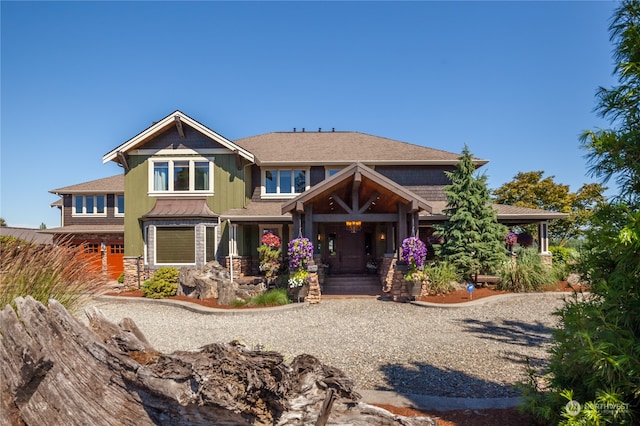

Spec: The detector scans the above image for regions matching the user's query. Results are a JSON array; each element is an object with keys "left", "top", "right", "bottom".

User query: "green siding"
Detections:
[{"left": 123, "top": 153, "right": 250, "bottom": 257}]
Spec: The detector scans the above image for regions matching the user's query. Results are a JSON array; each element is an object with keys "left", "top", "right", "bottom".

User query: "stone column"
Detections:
[
  {"left": 390, "top": 266, "right": 411, "bottom": 302},
  {"left": 379, "top": 254, "right": 396, "bottom": 293},
  {"left": 305, "top": 260, "right": 321, "bottom": 304}
]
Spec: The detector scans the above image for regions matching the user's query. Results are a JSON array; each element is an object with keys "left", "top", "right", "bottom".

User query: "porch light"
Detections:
[
  {"left": 346, "top": 220, "right": 362, "bottom": 233},
  {"left": 380, "top": 232, "right": 386, "bottom": 241}
]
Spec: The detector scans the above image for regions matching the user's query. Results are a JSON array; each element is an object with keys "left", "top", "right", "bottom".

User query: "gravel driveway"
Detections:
[{"left": 83, "top": 295, "right": 566, "bottom": 398}]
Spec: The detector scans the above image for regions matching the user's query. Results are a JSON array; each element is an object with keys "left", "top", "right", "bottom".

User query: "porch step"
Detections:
[{"left": 322, "top": 274, "right": 381, "bottom": 297}]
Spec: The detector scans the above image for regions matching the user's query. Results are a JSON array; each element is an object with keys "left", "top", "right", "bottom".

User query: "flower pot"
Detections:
[
  {"left": 289, "top": 283, "right": 309, "bottom": 303},
  {"left": 409, "top": 281, "right": 423, "bottom": 297}
]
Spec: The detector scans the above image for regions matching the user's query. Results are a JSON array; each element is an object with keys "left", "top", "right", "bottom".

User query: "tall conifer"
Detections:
[{"left": 438, "top": 145, "right": 507, "bottom": 281}]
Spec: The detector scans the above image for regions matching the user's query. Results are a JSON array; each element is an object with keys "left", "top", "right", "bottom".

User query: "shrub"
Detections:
[
  {"left": 117, "top": 272, "right": 125, "bottom": 284},
  {"left": 141, "top": 267, "right": 179, "bottom": 299},
  {"left": 549, "top": 246, "right": 578, "bottom": 265},
  {"left": 497, "top": 248, "right": 552, "bottom": 292},
  {"left": 0, "top": 236, "right": 107, "bottom": 312},
  {"left": 250, "top": 289, "right": 290, "bottom": 306},
  {"left": 423, "top": 261, "right": 460, "bottom": 295}
]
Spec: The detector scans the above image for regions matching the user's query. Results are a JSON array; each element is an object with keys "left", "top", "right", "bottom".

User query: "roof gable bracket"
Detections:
[
  {"left": 174, "top": 116, "right": 185, "bottom": 139},
  {"left": 358, "top": 191, "right": 381, "bottom": 214},
  {"left": 330, "top": 192, "right": 353, "bottom": 214},
  {"left": 351, "top": 172, "right": 362, "bottom": 212},
  {"left": 116, "top": 151, "right": 130, "bottom": 172}
]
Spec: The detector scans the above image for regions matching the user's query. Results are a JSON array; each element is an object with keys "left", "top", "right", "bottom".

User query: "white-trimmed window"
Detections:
[
  {"left": 262, "top": 168, "right": 308, "bottom": 197},
  {"left": 149, "top": 157, "right": 214, "bottom": 195},
  {"left": 73, "top": 195, "right": 106, "bottom": 216},
  {"left": 115, "top": 194, "right": 125, "bottom": 216}
]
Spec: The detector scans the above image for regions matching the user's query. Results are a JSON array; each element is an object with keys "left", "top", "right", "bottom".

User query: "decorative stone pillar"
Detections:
[
  {"left": 390, "top": 265, "right": 411, "bottom": 302},
  {"left": 379, "top": 254, "right": 396, "bottom": 293},
  {"left": 123, "top": 256, "right": 151, "bottom": 289},
  {"left": 305, "top": 260, "right": 321, "bottom": 304}
]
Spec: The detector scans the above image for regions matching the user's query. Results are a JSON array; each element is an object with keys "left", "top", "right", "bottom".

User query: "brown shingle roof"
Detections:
[
  {"left": 0, "top": 227, "right": 54, "bottom": 244},
  {"left": 421, "top": 201, "right": 567, "bottom": 223},
  {"left": 222, "top": 202, "right": 292, "bottom": 221},
  {"left": 142, "top": 198, "right": 218, "bottom": 220},
  {"left": 233, "top": 132, "right": 486, "bottom": 166},
  {"left": 50, "top": 175, "right": 124, "bottom": 195},
  {"left": 40, "top": 225, "right": 124, "bottom": 235}
]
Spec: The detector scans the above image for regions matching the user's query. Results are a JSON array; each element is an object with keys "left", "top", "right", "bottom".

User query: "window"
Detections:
[
  {"left": 149, "top": 158, "right": 214, "bottom": 194},
  {"left": 155, "top": 227, "right": 195, "bottom": 264},
  {"left": 110, "top": 244, "right": 124, "bottom": 254},
  {"left": 205, "top": 226, "right": 217, "bottom": 262},
  {"left": 115, "top": 195, "right": 125, "bottom": 216},
  {"left": 262, "top": 169, "right": 307, "bottom": 196},
  {"left": 84, "top": 243, "right": 100, "bottom": 254},
  {"left": 73, "top": 195, "right": 107, "bottom": 216},
  {"left": 325, "top": 167, "right": 343, "bottom": 179}
]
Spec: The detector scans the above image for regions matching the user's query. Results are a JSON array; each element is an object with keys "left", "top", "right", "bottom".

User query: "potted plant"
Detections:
[
  {"left": 257, "top": 232, "right": 281, "bottom": 286},
  {"left": 400, "top": 236, "right": 428, "bottom": 298},
  {"left": 405, "top": 269, "right": 428, "bottom": 297},
  {"left": 504, "top": 231, "right": 517, "bottom": 254},
  {"left": 287, "top": 237, "right": 314, "bottom": 301}
]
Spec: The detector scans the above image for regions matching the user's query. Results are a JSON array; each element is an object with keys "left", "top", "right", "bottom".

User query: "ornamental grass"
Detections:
[{"left": 0, "top": 236, "right": 108, "bottom": 313}]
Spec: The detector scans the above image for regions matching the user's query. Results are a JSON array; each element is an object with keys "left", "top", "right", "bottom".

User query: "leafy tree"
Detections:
[
  {"left": 0, "top": 218, "right": 6, "bottom": 227},
  {"left": 521, "top": 2, "right": 640, "bottom": 424},
  {"left": 437, "top": 145, "right": 507, "bottom": 281},
  {"left": 493, "top": 171, "right": 606, "bottom": 245},
  {"left": 580, "top": 1, "right": 640, "bottom": 203},
  {"left": 39, "top": 222, "right": 47, "bottom": 230}
]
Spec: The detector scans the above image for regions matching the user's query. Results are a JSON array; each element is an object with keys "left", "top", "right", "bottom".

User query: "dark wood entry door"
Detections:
[{"left": 325, "top": 225, "right": 366, "bottom": 274}]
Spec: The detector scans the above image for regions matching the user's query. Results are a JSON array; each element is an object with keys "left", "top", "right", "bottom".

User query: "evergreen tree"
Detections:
[{"left": 437, "top": 145, "right": 507, "bottom": 281}]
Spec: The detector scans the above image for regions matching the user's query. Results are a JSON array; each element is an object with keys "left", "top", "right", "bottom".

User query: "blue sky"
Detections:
[{"left": 1, "top": 1, "right": 618, "bottom": 229}]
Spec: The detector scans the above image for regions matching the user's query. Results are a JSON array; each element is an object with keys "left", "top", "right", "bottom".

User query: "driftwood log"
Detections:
[{"left": 0, "top": 297, "right": 435, "bottom": 425}]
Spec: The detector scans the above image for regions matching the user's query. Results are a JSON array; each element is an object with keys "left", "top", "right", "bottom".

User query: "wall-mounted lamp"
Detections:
[{"left": 380, "top": 232, "right": 386, "bottom": 241}]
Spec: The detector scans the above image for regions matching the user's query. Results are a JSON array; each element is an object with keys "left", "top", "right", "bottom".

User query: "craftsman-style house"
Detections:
[{"left": 96, "top": 110, "right": 563, "bottom": 290}]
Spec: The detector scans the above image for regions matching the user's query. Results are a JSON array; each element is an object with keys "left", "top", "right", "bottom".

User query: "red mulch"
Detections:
[
  {"left": 105, "top": 289, "right": 269, "bottom": 309},
  {"left": 104, "top": 281, "right": 582, "bottom": 425},
  {"left": 416, "top": 280, "right": 583, "bottom": 304},
  {"left": 373, "top": 404, "right": 535, "bottom": 426}
]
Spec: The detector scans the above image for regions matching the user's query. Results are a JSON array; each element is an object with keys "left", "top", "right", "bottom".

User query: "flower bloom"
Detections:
[
  {"left": 400, "top": 236, "right": 428, "bottom": 270},
  {"left": 505, "top": 232, "right": 518, "bottom": 246},
  {"left": 288, "top": 237, "right": 314, "bottom": 272},
  {"left": 261, "top": 232, "right": 281, "bottom": 248}
]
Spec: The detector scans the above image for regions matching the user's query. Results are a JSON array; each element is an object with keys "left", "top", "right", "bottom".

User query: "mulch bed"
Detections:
[
  {"left": 416, "top": 280, "right": 584, "bottom": 304},
  {"left": 107, "top": 281, "right": 585, "bottom": 309},
  {"left": 373, "top": 404, "right": 534, "bottom": 426}
]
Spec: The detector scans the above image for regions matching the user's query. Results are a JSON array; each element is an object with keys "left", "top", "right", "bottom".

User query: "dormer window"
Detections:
[
  {"left": 262, "top": 169, "right": 308, "bottom": 197},
  {"left": 149, "top": 158, "right": 214, "bottom": 195}
]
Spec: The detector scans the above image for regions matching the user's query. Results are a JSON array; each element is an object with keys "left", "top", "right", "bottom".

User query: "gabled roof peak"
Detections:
[{"left": 103, "top": 111, "right": 254, "bottom": 164}]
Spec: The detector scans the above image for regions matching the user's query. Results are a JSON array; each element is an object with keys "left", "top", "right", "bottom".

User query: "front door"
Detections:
[{"left": 325, "top": 225, "right": 369, "bottom": 274}]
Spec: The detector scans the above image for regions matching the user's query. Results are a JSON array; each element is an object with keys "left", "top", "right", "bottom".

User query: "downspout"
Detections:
[{"left": 227, "top": 219, "right": 234, "bottom": 284}]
